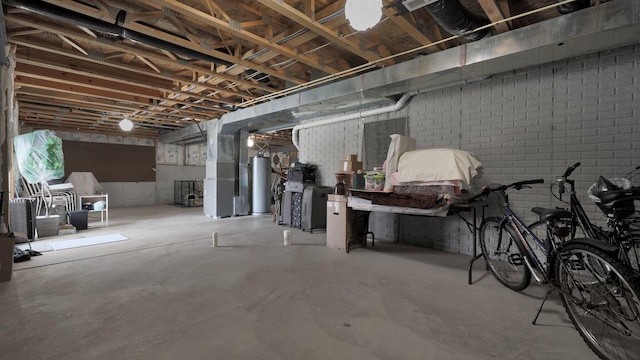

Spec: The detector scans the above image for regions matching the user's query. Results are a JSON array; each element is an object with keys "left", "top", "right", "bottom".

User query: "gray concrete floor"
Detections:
[{"left": 1, "top": 205, "right": 598, "bottom": 360}]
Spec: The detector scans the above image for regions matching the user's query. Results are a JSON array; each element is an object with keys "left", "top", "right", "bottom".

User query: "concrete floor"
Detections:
[{"left": 0, "top": 205, "right": 598, "bottom": 360}]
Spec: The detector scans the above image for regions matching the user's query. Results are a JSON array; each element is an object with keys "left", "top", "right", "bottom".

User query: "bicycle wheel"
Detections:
[
  {"left": 616, "top": 224, "right": 640, "bottom": 274},
  {"left": 555, "top": 242, "right": 640, "bottom": 360},
  {"left": 479, "top": 217, "right": 531, "bottom": 291}
]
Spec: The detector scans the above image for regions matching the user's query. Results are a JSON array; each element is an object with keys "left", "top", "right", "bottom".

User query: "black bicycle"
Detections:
[
  {"left": 533, "top": 163, "right": 640, "bottom": 274},
  {"left": 476, "top": 179, "right": 640, "bottom": 360}
]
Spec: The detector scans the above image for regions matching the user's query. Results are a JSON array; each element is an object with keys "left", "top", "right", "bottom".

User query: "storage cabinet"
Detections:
[{"left": 301, "top": 185, "right": 332, "bottom": 232}]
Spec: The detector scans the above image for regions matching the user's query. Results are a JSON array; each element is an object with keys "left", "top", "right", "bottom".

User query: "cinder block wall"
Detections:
[
  {"left": 53, "top": 131, "right": 206, "bottom": 207},
  {"left": 298, "top": 44, "right": 640, "bottom": 255}
]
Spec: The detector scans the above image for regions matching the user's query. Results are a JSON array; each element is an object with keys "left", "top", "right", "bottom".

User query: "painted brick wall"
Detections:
[{"left": 299, "top": 44, "right": 640, "bottom": 255}]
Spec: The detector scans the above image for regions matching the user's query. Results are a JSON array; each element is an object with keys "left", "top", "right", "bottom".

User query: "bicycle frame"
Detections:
[
  {"left": 499, "top": 200, "right": 553, "bottom": 284},
  {"left": 566, "top": 180, "right": 602, "bottom": 240},
  {"left": 558, "top": 167, "right": 640, "bottom": 272},
  {"left": 479, "top": 179, "right": 640, "bottom": 359}
]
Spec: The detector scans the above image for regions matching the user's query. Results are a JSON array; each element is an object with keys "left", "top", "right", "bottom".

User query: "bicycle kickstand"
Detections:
[{"left": 532, "top": 286, "right": 554, "bottom": 325}]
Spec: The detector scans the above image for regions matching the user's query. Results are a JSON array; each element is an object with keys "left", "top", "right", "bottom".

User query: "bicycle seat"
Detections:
[
  {"left": 594, "top": 189, "right": 639, "bottom": 218},
  {"left": 596, "top": 188, "right": 640, "bottom": 206},
  {"left": 531, "top": 207, "right": 572, "bottom": 222}
]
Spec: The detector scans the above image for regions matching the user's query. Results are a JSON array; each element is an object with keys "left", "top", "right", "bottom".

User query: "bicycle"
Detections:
[
  {"left": 476, "top": 179, "right": 640, "bottom": 360},
  {"left": 534, "top": 162, "right": 640, "bottom": 273}
]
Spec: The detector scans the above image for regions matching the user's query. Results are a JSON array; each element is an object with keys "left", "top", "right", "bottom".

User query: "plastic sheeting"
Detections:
[
  {"left": 383, "top": 134, "right": 416, "bottom": 192},
  {"left": 14, "top": 130, "right": 65, "bottom": 184}
]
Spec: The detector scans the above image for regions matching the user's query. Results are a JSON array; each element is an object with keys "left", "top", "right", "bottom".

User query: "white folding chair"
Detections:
[{"left": 21, "top": 178, "right": 77, "bottom": 216}]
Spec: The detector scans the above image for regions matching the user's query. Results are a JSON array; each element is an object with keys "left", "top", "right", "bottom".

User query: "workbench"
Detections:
[{"left": 346, "top": 194, "right": 485, "bottom": 284}]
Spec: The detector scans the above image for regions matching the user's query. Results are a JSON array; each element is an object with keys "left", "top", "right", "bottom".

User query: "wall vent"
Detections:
[{"left": 402, "top": 0, "right": 438, "bottom": 12}]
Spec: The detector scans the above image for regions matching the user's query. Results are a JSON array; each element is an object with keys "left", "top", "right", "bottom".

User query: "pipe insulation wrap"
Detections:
[{"left": 424, "top": 0, "right": 489, "bottom": 42}]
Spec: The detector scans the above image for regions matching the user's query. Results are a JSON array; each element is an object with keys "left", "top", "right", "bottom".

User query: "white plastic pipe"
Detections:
[{"left": 291, "top": 92, "right": 415, "bottom": 150}]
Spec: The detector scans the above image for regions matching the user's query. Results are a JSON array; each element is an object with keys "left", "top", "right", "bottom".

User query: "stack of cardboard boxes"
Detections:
[
  {"left": 327, "top": 154, "right": 368, "bottom": 252},
  {"left": 335, "top": 154, "right": 363, "bottom": 191}
]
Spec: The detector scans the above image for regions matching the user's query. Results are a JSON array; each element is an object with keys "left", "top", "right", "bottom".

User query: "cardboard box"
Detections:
[
  {"left": 335, "top": 171, "right": 355, "bottom": 188},
  {"left": 343, "top": 154, "right": 358, "bottom": 162},
  {"left": 328, "top": 194, "right": 348, "bottom": 201},
  {"left": 326, "top": 196, "right": 368, "bottom": 252},
  {"left": 339, "top": 160, "right": 363, "bottom": 172},
  {"left": 58, "top": 225, "right": 77, "bottom": 236}
]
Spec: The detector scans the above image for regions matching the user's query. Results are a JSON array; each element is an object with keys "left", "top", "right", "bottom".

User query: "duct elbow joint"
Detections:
[
  {"left": 556, "top": 0, "right": 590, "bottom": 14},
  {"left": 115, "top": 10, "right": 127, "bottom": 27}
]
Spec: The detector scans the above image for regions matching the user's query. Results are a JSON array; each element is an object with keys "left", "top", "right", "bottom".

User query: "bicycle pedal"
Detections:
[{"left": 509, "top": 253, "right": 525, "bottom": 266}]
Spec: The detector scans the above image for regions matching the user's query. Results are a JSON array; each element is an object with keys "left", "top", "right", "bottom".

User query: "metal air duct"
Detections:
[
  {"left": 557, "top": 0, "right": 591, "bottom": 14},
  {"left": 2, "top": 0, "right": 233, "bottom": 67},
  {"left": 424, "top": 0, "right": 489, "bottom": 41}
]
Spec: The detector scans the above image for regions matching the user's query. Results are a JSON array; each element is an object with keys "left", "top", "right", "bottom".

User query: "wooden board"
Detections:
[{"left": 62, "top": 141, "right": 156, "bottom": 182}]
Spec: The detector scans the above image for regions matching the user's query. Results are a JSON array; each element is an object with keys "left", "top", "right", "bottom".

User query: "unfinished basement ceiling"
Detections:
[{"left": 0, "top": 0, "right": 600, "bottom": 145}]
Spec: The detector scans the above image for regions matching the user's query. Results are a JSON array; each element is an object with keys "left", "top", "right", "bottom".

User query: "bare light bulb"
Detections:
[
  {"left": 345, "top": 0, "right": 383, "bottom": 31},
  {"left": 119, "top": 116, "right": 134, "bottom": 131}
]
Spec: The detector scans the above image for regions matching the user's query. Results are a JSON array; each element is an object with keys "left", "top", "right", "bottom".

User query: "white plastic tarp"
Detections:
[
  {"left": 397, "top": 148, "right": 482, "bottom": 187},
  {"left": 14, "top": 130, "right": 65, "bottom": 184}
]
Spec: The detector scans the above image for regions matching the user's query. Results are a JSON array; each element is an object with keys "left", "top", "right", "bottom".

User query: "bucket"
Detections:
[
  {"left": 36, "top": 215, "right": 61, "bottom": 238},
  {"left": 68, "top": 210, "right": 89, "bottom": 230}
]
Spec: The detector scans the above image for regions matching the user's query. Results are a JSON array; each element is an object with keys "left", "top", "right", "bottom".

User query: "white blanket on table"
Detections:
[
  {"left": 397, "top": 148, "right": 482, "bottom": 187},
  {"left": 66, "top": 172, "right": 103, "bottom": 195}
]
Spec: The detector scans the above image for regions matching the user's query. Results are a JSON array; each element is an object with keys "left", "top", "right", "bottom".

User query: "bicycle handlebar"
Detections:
[
  {"left": 562, "top": 162, "right": 581, "bottom": 178},
  {"left": 467, "top": 178, "right": 545, "bottom": 202},
  {"left": 510, "top": 178, "right": 545, "bottom": 189}
]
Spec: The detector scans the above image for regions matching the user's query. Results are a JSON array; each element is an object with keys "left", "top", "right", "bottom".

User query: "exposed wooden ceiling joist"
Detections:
[{"left": 2, "top": 0, "right": 573, "bottom": 142}]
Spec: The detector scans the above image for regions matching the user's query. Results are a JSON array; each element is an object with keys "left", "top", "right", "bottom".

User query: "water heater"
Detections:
[{"left": 251, "top": 155, "right": 272, "bottom": 214}]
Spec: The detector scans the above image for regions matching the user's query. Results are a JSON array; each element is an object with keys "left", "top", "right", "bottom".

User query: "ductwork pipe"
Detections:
[
  {"left": 291, "top": 92, "right": 415, "bottom": 150},
  {"left": 556, "top": 0, "right": 590, "bottom": 14},
  {"left": 2, "top": 0, "right": 233, "bottom": 67},
  {"left": 424, "top": 0, "right": 489, "bottom": 42},
  {"left": 3, "top": 0, "right": 118, "bottom": 34}
]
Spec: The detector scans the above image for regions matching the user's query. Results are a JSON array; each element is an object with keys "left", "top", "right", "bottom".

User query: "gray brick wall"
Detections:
[{"left": 300, "top": 44, "right": 640, "bottom": 255}]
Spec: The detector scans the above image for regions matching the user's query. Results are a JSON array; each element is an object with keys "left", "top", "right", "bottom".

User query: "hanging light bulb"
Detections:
[
  {"left": 345, "top": 0, "right": 383, "bottom": 31},
  {"left": 119, "top": 115, "right": 134, "bottom": 131},
  {"left": 247, "top": 135, "right": 255, "bottom": 147}
]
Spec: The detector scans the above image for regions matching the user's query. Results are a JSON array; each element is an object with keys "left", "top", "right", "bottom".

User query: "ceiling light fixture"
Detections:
[
  {"left": 247, "top": 135, "right": 255, "bottom": 148},
  {"left": 345, "top": 0, "right": 383, "bottom": 31},
  {"left": 119, "top": 116, "right": 134, "bottom": 131}
]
